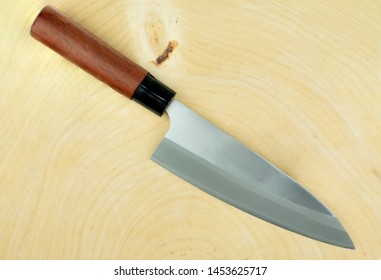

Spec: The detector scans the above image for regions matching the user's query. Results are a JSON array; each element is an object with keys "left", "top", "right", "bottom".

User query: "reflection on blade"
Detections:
[{"left": 152, "top": 100, "right": 354, "bottom": 249}]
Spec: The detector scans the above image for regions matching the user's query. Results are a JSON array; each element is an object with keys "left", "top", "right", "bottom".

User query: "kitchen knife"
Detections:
[{"left": 30, "top": 5, "right": 354, "bottom": 249}]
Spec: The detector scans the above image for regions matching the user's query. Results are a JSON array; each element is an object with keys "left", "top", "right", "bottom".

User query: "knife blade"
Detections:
[{"left": 30, "top": 5, "right": 354, "bottom": 249}]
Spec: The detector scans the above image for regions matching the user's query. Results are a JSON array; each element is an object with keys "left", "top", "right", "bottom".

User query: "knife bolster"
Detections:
[{"left": 133, "top": 73, "right": 176, "bottom": 116}]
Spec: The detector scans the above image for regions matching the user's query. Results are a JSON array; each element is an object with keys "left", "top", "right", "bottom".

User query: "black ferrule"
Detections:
[{"left": 132, "top": 73, "right": 176, "bottom": 116}]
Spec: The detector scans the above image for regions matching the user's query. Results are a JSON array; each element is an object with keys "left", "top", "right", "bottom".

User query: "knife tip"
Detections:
[
  {"left": 346, "top": 239, "right": 355, "bottom": 250},
  {"left": 338, "top": 230, "right": 355, "bottom": 250}
]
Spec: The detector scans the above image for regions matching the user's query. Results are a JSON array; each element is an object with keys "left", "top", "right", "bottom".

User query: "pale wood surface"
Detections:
[{"left": 1, "top": 0, "right": 380, "bottom": 259}]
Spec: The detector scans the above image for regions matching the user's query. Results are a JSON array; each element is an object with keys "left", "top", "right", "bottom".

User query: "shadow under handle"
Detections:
[{"left": 30, "top": 5, "right": 175, "bottom": 115}]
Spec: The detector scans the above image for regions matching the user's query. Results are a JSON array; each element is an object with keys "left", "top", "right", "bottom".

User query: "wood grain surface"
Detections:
[{"left": 1, "top": 0, "right": 380, "bottom": 259}]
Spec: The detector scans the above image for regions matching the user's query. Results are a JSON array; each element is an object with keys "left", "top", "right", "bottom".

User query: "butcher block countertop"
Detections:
[{"left": 1, "top": 0, "right": 380, "bottom": 259}]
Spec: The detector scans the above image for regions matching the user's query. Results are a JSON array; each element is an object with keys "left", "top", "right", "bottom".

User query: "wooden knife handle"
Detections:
[{"left": 30, "top": 5, "right": 175, "bottom": 115}]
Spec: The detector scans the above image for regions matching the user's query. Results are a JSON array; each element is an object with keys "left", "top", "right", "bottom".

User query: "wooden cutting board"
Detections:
[{"left": 1, "top": 0, "right": 380, "bottom": 259}]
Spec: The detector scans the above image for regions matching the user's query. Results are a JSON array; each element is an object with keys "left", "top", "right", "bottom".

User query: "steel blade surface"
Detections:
[{"left": 152, "top": 101, "right": 354, "bottom": 249}]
